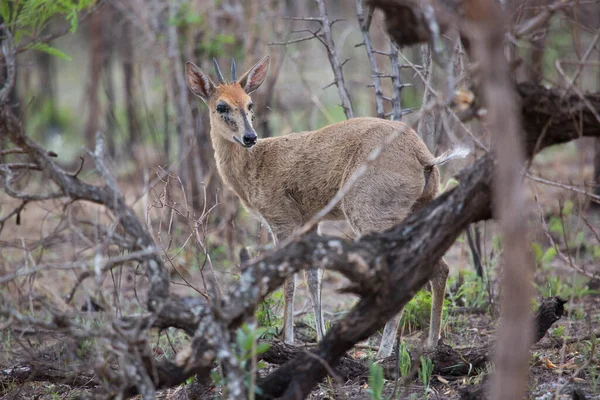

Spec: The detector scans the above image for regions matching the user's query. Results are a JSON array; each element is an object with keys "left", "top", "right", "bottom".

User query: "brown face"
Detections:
[
  {"left": 210, "top": 85, "right": 257, "bottom": 148},
  {"left": 185, "top": 55, "right": 271, "bottom": 149}
]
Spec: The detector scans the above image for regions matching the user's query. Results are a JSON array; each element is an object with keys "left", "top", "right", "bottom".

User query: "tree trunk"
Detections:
[
  {"left": 121, "top": 19, "right": 140, "bottom": 149},
  {"left": 594, "top": 138, "right": 600, "bottom": 199},
  {"left": 84, "top": 8, "right": 105, "bottom": 150},
  {"left": 102, "top": 5, "right": 116, "bottom": 158},
  {"left": 35, "top": 50, "right": 58, "bottom": 140}
]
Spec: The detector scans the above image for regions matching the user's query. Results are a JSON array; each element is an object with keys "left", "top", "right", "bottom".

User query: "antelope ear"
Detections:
[
  {"left": 237, "top": 55, "right": 270, "bottom": 94},
  {"left": 186, "top": 61, "right": 215, "bottom": 102}
]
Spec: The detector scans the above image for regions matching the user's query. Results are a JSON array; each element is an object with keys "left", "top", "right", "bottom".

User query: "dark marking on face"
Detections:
[
  {"left": 221, "top": 113, "right": 238, "bottom": 130},
  {"left": 240, "top": 110, "right": 254, "bottom": 134},
  {"left": 248, "top": 103, "right": 255, "bottom": 121}
]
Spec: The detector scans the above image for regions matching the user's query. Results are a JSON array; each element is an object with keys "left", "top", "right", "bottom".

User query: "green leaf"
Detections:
[
  {"left": 367, "top": 362, "right": 384, "bottom": 400},
  {"left": 531, "top": 243, "right": 543, "bottom": 263},
  {"left": 548, "top": 217, "right": 563, "bottom": 235},
  {"left": 593, "top": 246, "right": 600, "bottom": 260},
  {"left": 256, "top": 342, "right": 271, "bottom": 355},
  {"left": 0, "top": 1, "right": 10, "bottom": 25},
  {"left": 443, "top": 178, "right": 459, "bottom": 192},
  {"left": 542, "top": 247, "right": 557, "bottom": 264},
  {"left": 236, "top": 326, "right": 247, "bottom": 352},
  {"left": 67, "top": 9, "right": 78, "bottom": 33},
  {"left": 28, "top": 42, "right": 72, "bottom": 60},
  {"left": 561, "top": 200, "right": 574, "bottom": 216}
]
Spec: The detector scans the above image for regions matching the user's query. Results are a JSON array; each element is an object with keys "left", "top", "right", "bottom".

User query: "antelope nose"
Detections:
[{"left": 242, "top": 133, "right": 257, "bottom": 146}]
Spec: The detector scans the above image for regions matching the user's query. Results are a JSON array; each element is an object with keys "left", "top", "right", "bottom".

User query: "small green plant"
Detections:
[
  {"left": 401, "top": 289, "right": 450, "bottom": 333},
  {"left": 418, "top": 355, "right": 433, "bottom": 395},
  {"left": 530, "top": 242, "right": 557, "bottom": 270},
  {"left": 234, "top": 323, "right": 271, "bottom": 398},
  {"left": 591, "top": 366, "right": 600, "bottom": 394},
  {"left": 257, "top": 290, "right": 282, "bottom": 339},
  {"left": 534, "top": 275, "right": 596, "bottom": 300},
  {"left": 551, "top": 325, "right": 567, "bottom": 340},
  {"left": 491, "top": 234, "right": 504, "bottom": 254},
  {"left": 398, "top": 341, "right": 411, "bottom": 379},
  {"left": 593, "top": 245, "right": 600, "bottom": 262},
  {"left": 367, "top": 362, "right": 385, "bottom": 400},
  {"left": 447, "top": 270, "right": 488, "bottom": 309}
]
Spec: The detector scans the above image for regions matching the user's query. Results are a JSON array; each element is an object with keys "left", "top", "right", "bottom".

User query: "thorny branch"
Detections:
[
  {"left": 315, "top": 0, "right": 354, "bottom": 118},
  {"left": 355, "top": 0, "right": 384, "bottom": 118}
]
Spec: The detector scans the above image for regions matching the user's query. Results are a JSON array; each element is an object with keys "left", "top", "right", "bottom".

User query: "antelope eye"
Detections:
[
  {"left": 248, "top": 103, "right": 254, "bottom": 111},
  {"left": 216, "top": 104, "right": 229, "bottom": 113}
]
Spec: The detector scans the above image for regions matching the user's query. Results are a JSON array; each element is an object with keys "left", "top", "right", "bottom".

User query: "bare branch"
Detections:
[
  {"left": 417, "top": 44, "right": 436, "bottom": 150},
  {"left": 0, "top": 106, "right": 170, "bottom": 312},
  {"left": 315, "top": 0, "right": 354, "bottom": 118},
  {"left": 388, "top": 42, "right": 404, "bottom": 120},
  {"left": 526, "top": 172, "right": 600, "bottom": 204},
  {"left": 269, "top": 32, "right": 322, "bottom": 46},
  {"left": 356, "top": 0, "right": 384, "bottom": 118}
]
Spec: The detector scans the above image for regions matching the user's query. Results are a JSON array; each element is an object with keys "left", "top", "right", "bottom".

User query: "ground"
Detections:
[{"left": 1, "top": 140, "right": 600, "bottom": 399}]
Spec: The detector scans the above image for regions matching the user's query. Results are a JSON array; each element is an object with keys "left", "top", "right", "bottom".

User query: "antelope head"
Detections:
[{"left": 185, "top": 55, "right": 270, "bottom": 148}]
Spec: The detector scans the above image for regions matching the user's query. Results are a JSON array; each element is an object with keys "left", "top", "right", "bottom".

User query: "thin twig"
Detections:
[{"left": 525, "top": 172, "right": 600, "bottom": 204}]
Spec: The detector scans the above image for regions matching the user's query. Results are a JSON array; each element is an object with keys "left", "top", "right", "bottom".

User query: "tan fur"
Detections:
[
  {"left": 213, "top": 115, "right": 438, "bottom": 235},
  {"left": 186, "top": 56, "right": 458, "bottom": 358}
]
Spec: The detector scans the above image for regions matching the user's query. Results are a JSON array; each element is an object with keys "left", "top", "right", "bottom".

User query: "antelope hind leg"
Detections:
[{"left": 305, "top": 267, "right": 325, "bottom": 341}]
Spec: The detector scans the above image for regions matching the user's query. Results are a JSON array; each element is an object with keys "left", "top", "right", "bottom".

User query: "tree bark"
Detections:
[{"left": 595, "top": 138, "right": 600, "bottom": 199}]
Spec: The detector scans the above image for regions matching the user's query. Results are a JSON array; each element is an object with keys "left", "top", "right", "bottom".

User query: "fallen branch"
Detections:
[{"left": 0, "top": 363, "right": 96, "bottom": 389}]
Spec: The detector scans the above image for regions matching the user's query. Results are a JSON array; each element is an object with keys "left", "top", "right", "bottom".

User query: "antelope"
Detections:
[{"left": 185, "top": 55, "right": 467, "bottom": 358}]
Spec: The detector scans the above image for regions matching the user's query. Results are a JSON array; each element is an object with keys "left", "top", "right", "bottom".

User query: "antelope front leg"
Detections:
[
  {"left": 282, "top": 274, "right": 296, "bottom": 344},
  {"left": 428, "top": 258, "right": 449, "bottom": 348},
  {"left": 272, "top": 225, "right": 299, "bottom": 345},
  {"left": 305, "top": 267, "right": 325, "bottom": 341}
]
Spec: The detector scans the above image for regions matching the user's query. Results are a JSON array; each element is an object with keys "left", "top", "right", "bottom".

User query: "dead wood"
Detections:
[
  {"left": 534, "top": 296, "right": 567, "bottom": 342},
  {"left": 0, "top": 363, "right": 96, "bottom": 390},
  {"left": 260, "top": 341, "right": 368, "bottom": 381}
]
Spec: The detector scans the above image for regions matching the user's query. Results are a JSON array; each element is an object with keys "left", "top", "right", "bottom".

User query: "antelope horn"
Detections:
[
  {"left": 231, "top": 58, "right": 237, "bottom": 81},
  {"left": 213, "top": 58, "right": 225, "bottom": 84}
]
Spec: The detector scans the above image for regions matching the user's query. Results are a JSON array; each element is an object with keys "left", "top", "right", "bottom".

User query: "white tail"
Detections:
[{"left": 427, "top": 145, "right": 470, "bottom": 167}]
